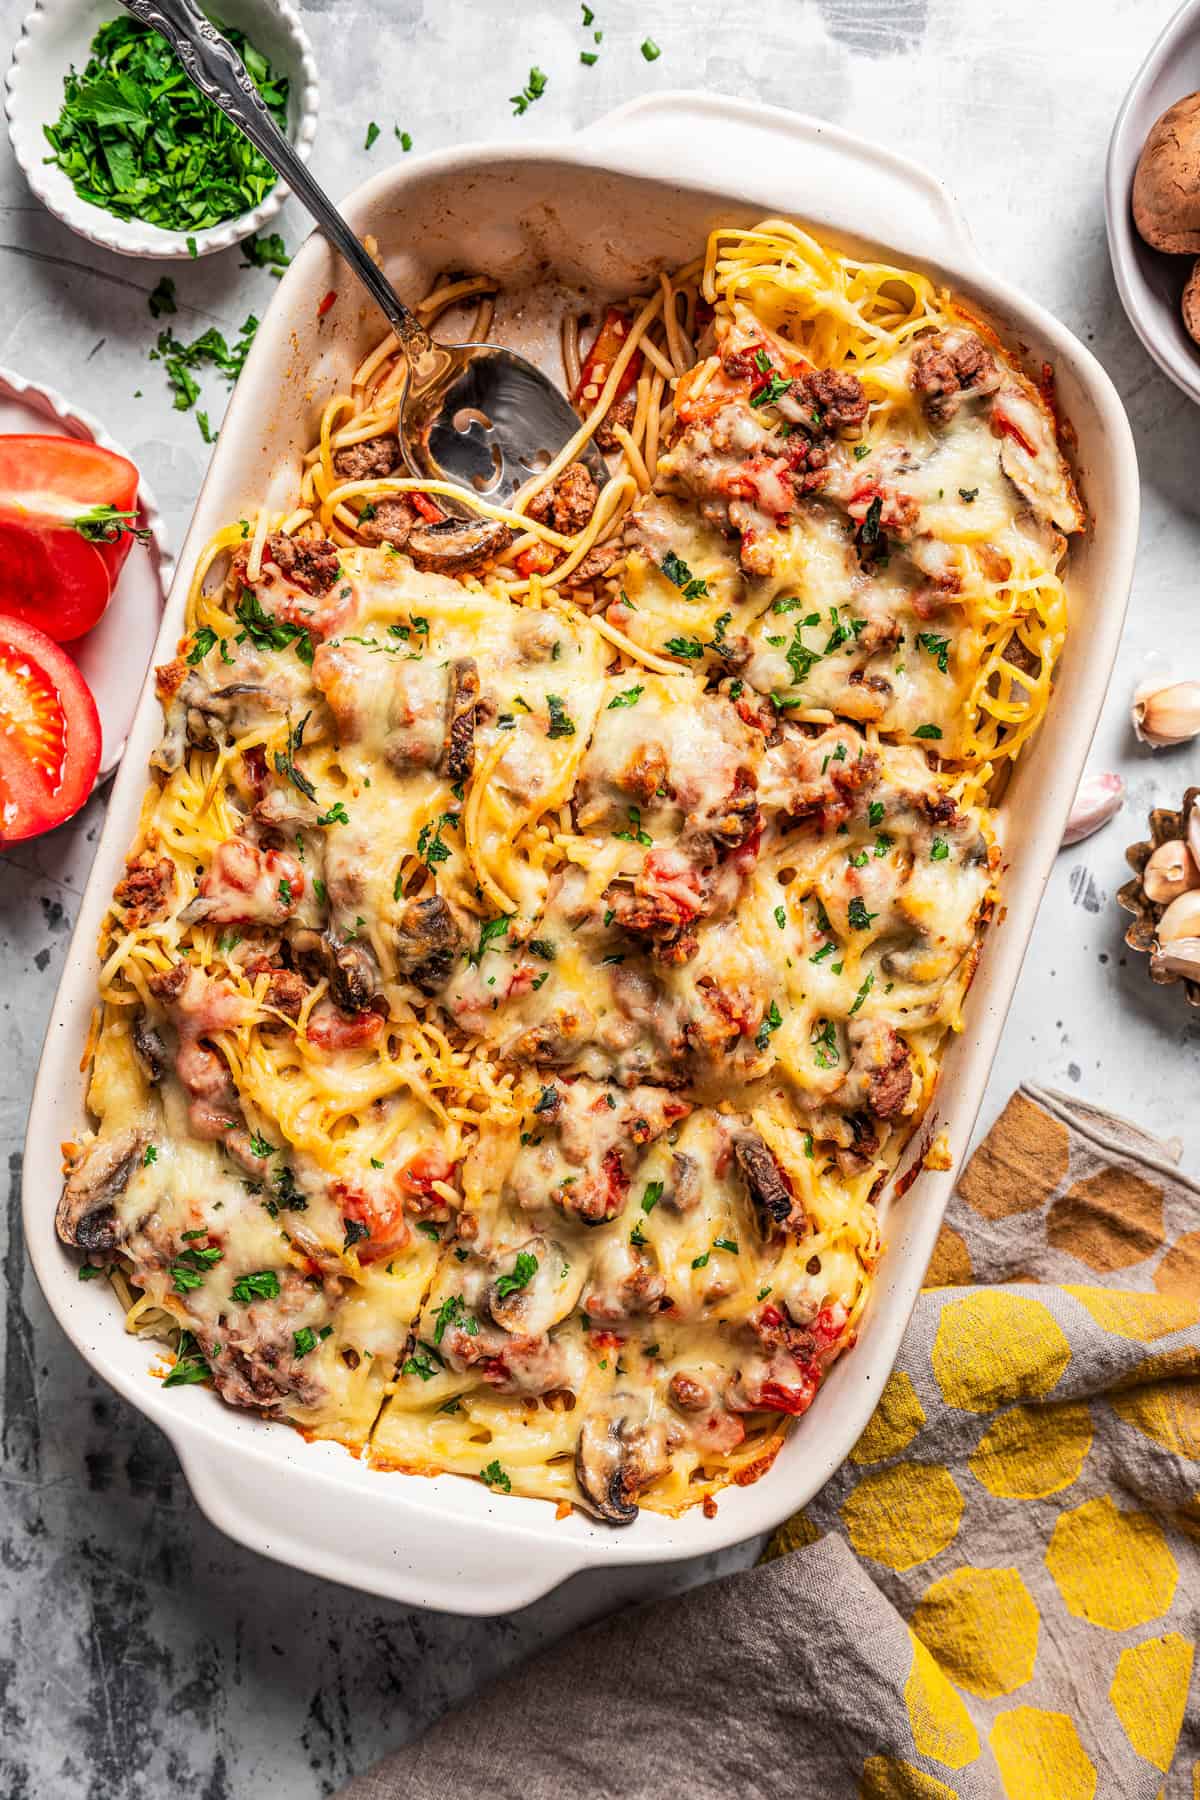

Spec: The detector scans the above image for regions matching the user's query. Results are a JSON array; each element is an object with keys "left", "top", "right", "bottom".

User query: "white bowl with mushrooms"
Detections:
[{"left": 1107, "top": 0, "right": 1200, "bottom": 402}]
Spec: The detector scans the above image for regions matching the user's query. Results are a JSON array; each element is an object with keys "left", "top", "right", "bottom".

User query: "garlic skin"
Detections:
[
  {"left": 1151, "top": 937, "right": 1200, "bottom": 981},
  {"left": 1155, "top": 887, "right": 1200, "bottom": 943},
  {"left": 1143, "top": 838, "right": 1199, "bottom": 904},
  {"left": 1132, "top": 679, "right": 1200, "bottom": 747},
  {"left": 1061, "top": 771, "right": 1124, "bottom": 846},
  {"left": 1188, "top": 800, "right": 1200, "bottom": 873}
]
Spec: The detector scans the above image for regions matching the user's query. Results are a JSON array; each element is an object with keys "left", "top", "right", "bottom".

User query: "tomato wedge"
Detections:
[
  {"left": 0, "top": 616, "right": 101, "bottom": 841},
  {"left": 0, "top": 435, "right": 140, "bottom": 641}
]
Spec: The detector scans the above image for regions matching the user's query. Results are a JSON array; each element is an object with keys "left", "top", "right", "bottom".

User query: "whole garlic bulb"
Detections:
[
  {"left": 1062, "top": 771, "right": 1124, "bottom": 846},
  {"left": 1142, "top": 838, "right": 1199, "bottom": 904},
  {"left": 1132, "top": 679, "right": 1200, "bottom": 747}
]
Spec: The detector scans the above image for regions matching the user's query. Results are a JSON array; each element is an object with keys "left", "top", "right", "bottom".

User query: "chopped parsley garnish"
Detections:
[
  {"left": 847, "top": 848, "right": 869, "bottom": 869},
  {"left": 713, "top": 1237, "right": 739, "bottom": 1255},
  {"left": 468, "top": 916, "right": 510, "bottom": 966},
  {"left": 433, "top": 1294, "right": 478, "bottom": 1345},
  {"left": 641, "top": 37, "right": 662, "bottom": 59},
  {"left": 186, "top": 626, "right": 218, "bottom": 665},
  {"left": 78, "top": 1263, "right": 104, "bottom": 1281},
  {"left": 750, "top": 371, "right": 792, "bottom": 408},
  {"left": 913, "top": 723, "right": 943, "bottom": 740},
  {"left": 151, "top": 315, "right": 260, "bottom": 414},
  {"left": 511, "top": 67, "right": 548, "bottom": 113},
  {"left": 853, "top": 443, "right": 871, "bottom": 461},
  {"left": 236, "top": 587, "right": 314, "bottom": 664},
  {"left": 480, "top": 1458, "right": 512, "bottom": 1492},
  {"left": 241, "top": 231, "right": 290, "bottom": 275},
  {"left": 277, "top": 877, "right": 292, "bottom": 905},
  {"left": 614, "top": 804, "right": 653, "bottom": 848},
  {"left": 810, "top": 941, "right": 835, "bottom": 964},
  {"left": 815, "top": 899, "right": 833, "bottom": 933},
  {"left": 931, "top": 836, "right": 950, "bottom": 860},
  {"left": 755, "top": 998, "right": 783, "bottom": 1051},
  {"left": 959, "top": 486, "right": 979, "bottom": 502},
  {"left": 528, "top": 938, "right": 556, "bottom": 961},
  {"left": 629, "top": 1220, "right": 648, "bottom": 1247},
  {"left": 641, "top": 1180, "right": 663, "bottom": 1214},
  {"left": 293, "top": 1326, "right": 323, "bottom": 1359},
  {"left": 664, "top": 636, "right": 704, "bottom": 660},
  {"left": 495, "top": 1251, "right": 538, "bottom": 1300},
  {"left": 608, "top": 684, "right": 644, "bottom": 709},
  {"left": 341, "top": 1220, "right": 371, "bottom": 1252},
  {"left": 774, "top": 905, "right": 787, "bottom": 930},
  {"left": 811, "top": 1018, "right": 840, "bottom": 1069},
  {"left": 660, "top": 549, "right": 709, "bottom": 599},
  {"left": 231, "top": 1269, "right": 280, "bottom": 1302},
  {"left": 874, "top": 832, "right": 893, "bottom": 857},
  {"left": 415, "top": 1221, "right": 441, "bottom": 1242},
  {"left": 364, "top": 121, "right": 381, "bottom": 150},
  {"left": 868, "top": 801, "right": 885, "bottom": 827},
  {"left": 403, "top": 1350, "right": 441, "bottom": 1382},
  {"left": 416, "top": 813, "right": 455, "bottom": 867},
  {"left": 534, "top": 1086, "right": 558, "bottom": 1114},
  {"left": 43, "top": 17, "right": 289, "bottom": 233},
  {"left": 163, "top": 1330, "right": 212, "bottom": 1388},
  {"left": 847, "top": 897, "right": 877, "bottom": 930},
  {"left": 916, "top": 632, "right": 951, "bottom": 674},
  {"left": 170, "top": 1242, "right": 223, "bottom": 1293},
  {"left": 850, "top": 971, "right": 875, "bottom": 1016},
  {"left": 546, "top": 694, "right": 576, "bottom": 738},
  {"left": 786, "top": 621, "right": 823, "bottom": 683},
  {"left": 691, "top": 1251, "right": 710, "bottom": 1269},
  {"left": 395, "top": 128, "right": 413, "bottom": 152},
  {"left": 273, "top": 712, "right": 317, "bottom": 800},
  {"left": 854, "top": 493, "right": 886, "bottom": 563},
  {"left": 317, "top": 801, "right": 349, "bottom": 827},
  {"left": 142, "top": 1144, "right": 157, "bottom": 1166}
]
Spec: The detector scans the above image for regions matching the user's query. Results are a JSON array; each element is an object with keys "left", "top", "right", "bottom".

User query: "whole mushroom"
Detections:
[{"left": 1133, "top": 93, "right": 1200, "bottom": 255}]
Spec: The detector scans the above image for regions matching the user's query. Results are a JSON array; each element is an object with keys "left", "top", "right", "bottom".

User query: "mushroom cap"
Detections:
[
  {"left": 1184, "top": 259, "right": 1200, "bottom": 346},
  {"left": 1133, "top": 92, "right": 1200, "bottom": 254}
]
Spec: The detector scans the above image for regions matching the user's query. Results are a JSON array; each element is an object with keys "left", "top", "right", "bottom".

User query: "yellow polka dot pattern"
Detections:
[{"left": 759, "top": 1087, "right": 1200, "bottom": 1799}]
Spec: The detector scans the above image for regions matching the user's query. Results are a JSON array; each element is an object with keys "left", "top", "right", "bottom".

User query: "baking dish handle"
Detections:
[{"left": 575, "top": 91, "right": 983, "bottom": 277}]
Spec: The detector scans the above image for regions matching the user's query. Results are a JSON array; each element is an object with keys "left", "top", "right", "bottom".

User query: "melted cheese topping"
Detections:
[{"left": 63, "top": 218, "right": 1078, "bottom": 1526}]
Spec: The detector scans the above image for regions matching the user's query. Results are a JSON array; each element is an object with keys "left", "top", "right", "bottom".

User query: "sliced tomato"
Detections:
[
  {"left": 0, "top": 435, "right": 140, "bottom": 641},
  {"left": 0, "top": 615, "right": 101, "bottom": 841}
]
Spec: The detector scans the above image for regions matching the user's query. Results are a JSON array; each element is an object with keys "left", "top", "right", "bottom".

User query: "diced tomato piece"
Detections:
[
  {"left": 306, "top": 1005, "right": 385, "bottom": 1051},
  {"left": 410, "top": 492, "right": 445, "bottom": 524},
  {"left": 758, "top": 1371, "right": 819, "bottom": 1416},
  {"left": 515, "top": 543, "right": 558, "bottom": 578},
  {"left": 336, "top": 1182, "right": 410, "bottom": 1262},
  {"left": 317, "top": 290, "right": 338, "bottom": 318},
  {"left": 0, "top": 615, "right": 101, "bottom": 841},
  {"left": 395, "top": 1148, "right": 456, "bottom": 1201},
  {"left": 0, "top": 436, "right": 141, "bottom": 641},
  {"left": 572, "top": 306, "right": 642, "bottom": 413}
]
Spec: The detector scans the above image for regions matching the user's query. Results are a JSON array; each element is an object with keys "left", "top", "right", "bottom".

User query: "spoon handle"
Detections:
[{"left": 118, "top": 0, "right": 437, "bottom": 364}]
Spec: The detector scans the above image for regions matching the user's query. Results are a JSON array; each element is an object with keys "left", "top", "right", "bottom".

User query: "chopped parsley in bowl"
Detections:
[
  {"left": 44, "top": 16, "right": 288, "bottom": 234},
  {"left": 6, "top": 0, "right": 319, "bottom": 259}
]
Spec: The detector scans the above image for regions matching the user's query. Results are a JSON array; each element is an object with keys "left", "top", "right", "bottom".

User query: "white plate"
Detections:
[
  {"left": 0, "top": 366, "right": 172, "bottom": 777},
  {"left": 1106, "top": 0, "right": 1200, "bottom": 405},
  {"left": 23, "top": 94, "right": 1141, "bottom": 1614},
  {"left": 5, "top": 0, "right": 319, "bottom": 260}
]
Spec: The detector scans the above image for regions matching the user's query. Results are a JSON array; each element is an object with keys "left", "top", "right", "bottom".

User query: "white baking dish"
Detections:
[{"left": 23, "top": 93, "right": 1139, "bottom": 1615}]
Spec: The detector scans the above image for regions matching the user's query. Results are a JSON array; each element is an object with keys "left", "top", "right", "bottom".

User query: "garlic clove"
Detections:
[
  {"left": 1155, "top": 887, "right": 1200, "bottom": 943},
  {"left": 1061, "top": 770, "right": 1124, "bottom": 846},
  {"left": 1132, "top": 678, "right": 1200, "bottom": 747},
  {"left": 1151, "top": 936, "right": 1200, "bottom": 981},
  {"left": 1142, "top": 838, "right": 1199, "bottom": 904},
  {"left": 1188, "top": 800, "right": 1200, "bottom": 874}
]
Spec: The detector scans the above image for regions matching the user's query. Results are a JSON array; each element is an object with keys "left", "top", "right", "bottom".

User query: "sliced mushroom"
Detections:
[
  {"left": 665, "top": 1150, "right": 701, "bottom": 1211},
  {"left": 733, "top": 1130, "right": 795, "bottom": 1227},
  {"left": 574, "top": 1400, "right": 669, "bottom": 1526},
  {"left": 407, "top": 517, "right": 513, "bottom": 575},
  {"left": 443, "top": 657, "right": 479, "bottom": 782},
  {"left": 486, "top": 1236, "right": 584, "bottom": 1335},
  {"left": 325, "top": 933, "right": 380, "bottom": 1012},
  {"left": 131, "top": 1011, "right": 169, "bottom": 1085},
  {"left": 393, "top": 895, "right": 462, "bottom": 994},
  {"left": 56, "top": 1128, "right": 149, "bottom": 1252}
]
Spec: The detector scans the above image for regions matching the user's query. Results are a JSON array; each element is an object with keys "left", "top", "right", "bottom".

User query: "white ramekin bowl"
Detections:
[
  {"left": 4, "top": 0, "right": 319, "bottom": 260},
  {"left": 1107, "top": 0, "right": 1200, "bottom": 405}
]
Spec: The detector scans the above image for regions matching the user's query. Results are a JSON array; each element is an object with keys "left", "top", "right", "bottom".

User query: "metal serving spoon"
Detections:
[{"left": 120, "top": 0, "right": 606, "bottom": 507}]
